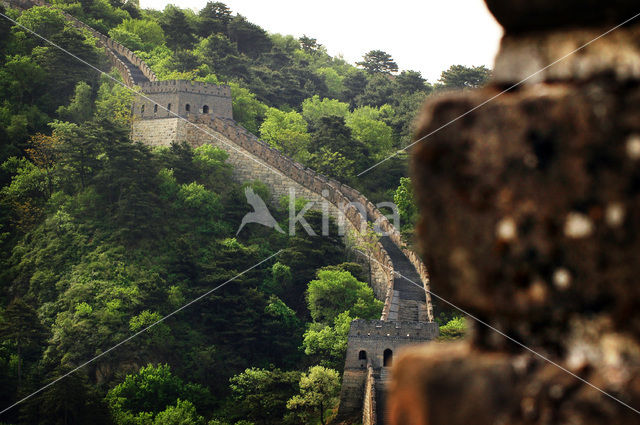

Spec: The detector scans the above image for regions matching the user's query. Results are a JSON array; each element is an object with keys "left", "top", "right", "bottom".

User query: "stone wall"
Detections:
[
  {"left": 130, "top": 118, "right": 187, "bottom": 148},
  {"left": 132, "top": 115, "right": 397, "bottom": 302}
]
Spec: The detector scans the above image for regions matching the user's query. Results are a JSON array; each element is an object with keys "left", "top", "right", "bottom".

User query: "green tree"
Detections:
[
  {"left": 25, "top": 132, "right": 60, "bottom": 198},
  {"left": 230, "top": 83, "right": 267, "bottom": 134},
  {"left": 306, "top": 269, "right": 382, "bottom": 324},
  {"left": 301, "top": 95, "right": 349, "bottom": 129},
  {"left": 438, "top": 64, "right": 491, "bottom": 90},
  {"left": 109, "top": 19, "right": 165, "bottom": 52},
  {"left": 314, "top": 68, "right": 344, "bottom": 99},
  {"left": 106, "top": 364, "right": 211, "bottom": 420},
  {"left": 259, "top": 108, "right": 310, "bottom": 160},
  {"left": 0, "top": 299, "right": 46, "bottom": 388},
  {"left": 354, "top": 223, "right": 381, "bottom": 286},
  {"left": 302, "top": 311, "right": 352, "bottom": 369},
  {"left": 153, "top": 400, "right": 206, "bottom": 425},
  {"left": 197, "top": 1, "right": 232, "bottom": 37},
  {"left": 357, "top": 50, "right": 398, "bottom": 74},
  {"left": 438, "top": 315, "right": 466, "bottom": 341},
  {"left": 227, "top": 15, "right": 272, "bottom": 58},
  {"left": 394, "top": 70, "right": 431, "bottom": 95},
  {"left": 345, "top": 105, "right": 394, "bottom": 160},
  {"left": 20, "top": 368, "right": 111, "bottom": 425},
  {"left": 394, "top": 176, "right": 418, "bottom": 229},
  {"left": 286, "top": 366, "right": 340, "bottom": 425},
  {"left": 229, "top": 367, "right": 300, "bottom": 425},
  {"left": 340, "top": 69, "right": 368, "bottom": 107},
  {"left": 356, "top": 73, "right": 394, "bottom": 108},
  {"left": 160, "top": 5, "right": 196, "bottom": 51},
  {"left": 0, "top": 55, "right": 47, "bottom": 106},
  {"left": 57, "top": 81, "right": 94, "bottom": 123},
  {"left": 195, "top": 34, "right": 248, "bottom": 79},
  {"left": 307, "top": 115, "right": 370, "bottom": 181},
  {"left": 298, "top": 35, "right": 320, "bottom": 53}
]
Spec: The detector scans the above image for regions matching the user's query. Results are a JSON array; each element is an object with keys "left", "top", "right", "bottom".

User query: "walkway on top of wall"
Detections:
[
  {"left": 111, "top": 49, "right": 150, "bottom": 84},
  {"left": 378, "top": 235, "right": 428, "bottom": 322}
]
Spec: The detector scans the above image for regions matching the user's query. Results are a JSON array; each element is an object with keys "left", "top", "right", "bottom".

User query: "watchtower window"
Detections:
[
  {"left": 140, "top": 104, "right": 145, "bottom": 115},
  {"left": 154, "top": 104, "right": 158, "bottom": 113},
  {"left": 167, "top": 103, "right": 172, "bottom": 112},
  {"left": 358, "top": 350, "right": 367, "bottom": 360},
  {"left": 202, "top": 105, "right": 209, "bottom": 114},
  {"left": 383, "top": 349, "right": 393, "bottom": 367},
  {"left": 185, "top": 104, "right": 191, "bottom": 113}
]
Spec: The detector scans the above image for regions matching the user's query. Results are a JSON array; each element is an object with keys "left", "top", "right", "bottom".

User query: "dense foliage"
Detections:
[{"left": 0, "top": 1, "right": 488, "bottom": 423}]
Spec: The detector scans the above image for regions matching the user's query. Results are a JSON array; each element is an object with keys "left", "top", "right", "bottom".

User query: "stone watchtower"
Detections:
[
  {"left": 340, "top": 320, "right": 439, "bottom": 422},
  {"left": 132, "top": 80, "right": 233, "bottom": 147}
]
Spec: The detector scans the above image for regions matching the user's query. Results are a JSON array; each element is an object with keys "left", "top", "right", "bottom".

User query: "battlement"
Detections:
[
  {"left": 138, "top": 80, "right": 231, "bottom": 97},
  {"left": 348, "top": 319, "right": 439, "bottom": 340}
]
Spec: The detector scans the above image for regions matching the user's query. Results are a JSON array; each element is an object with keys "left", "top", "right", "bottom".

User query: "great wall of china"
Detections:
[{"left": 5, "top": 1, "right": 439, "bottom": 422}]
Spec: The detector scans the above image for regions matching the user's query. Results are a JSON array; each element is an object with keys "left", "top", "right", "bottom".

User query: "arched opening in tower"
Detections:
[
  {"left": 383, "top": 349, "right": 393, "bottom": 367},
  {"left": 202, "top": 105, "right": 209, "bottom": 114}
]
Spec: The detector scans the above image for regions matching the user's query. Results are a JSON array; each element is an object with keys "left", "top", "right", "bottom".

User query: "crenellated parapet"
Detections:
[
  {"left": 139, "top": 80, "right": 230, "bottom": 96},
  {"left": 362, "top": 364, "right": 377, "bottom": 425}
]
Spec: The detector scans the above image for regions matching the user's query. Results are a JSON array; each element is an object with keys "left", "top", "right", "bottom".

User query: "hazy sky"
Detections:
[{"left": 139, "top": 0, "right": 503, "bottom": 82}]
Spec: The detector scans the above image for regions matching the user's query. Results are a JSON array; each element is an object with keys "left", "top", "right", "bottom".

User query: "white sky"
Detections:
[{"left": 139, "top": 0, "right": 503, "bottom": 83}]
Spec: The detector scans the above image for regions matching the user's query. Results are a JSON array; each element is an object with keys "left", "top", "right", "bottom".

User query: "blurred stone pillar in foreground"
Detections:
[{"left": 389, "top": 1, "right": 640, "bottom": 424}]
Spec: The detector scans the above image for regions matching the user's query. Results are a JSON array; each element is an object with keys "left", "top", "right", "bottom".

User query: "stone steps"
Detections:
[
  {"left": 375, "top": 375, "right": 387, "bottom": 425},
  {"left": 376, "top": 234, "right": 427, "bottom": 323},
  {"left": 112, "top": 49, "right": 150, "bottom": 84}
]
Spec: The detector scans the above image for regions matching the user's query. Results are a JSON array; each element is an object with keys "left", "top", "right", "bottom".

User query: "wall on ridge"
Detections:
[{"left": 131, "top": 116, "right": 395, "bottom": 301}]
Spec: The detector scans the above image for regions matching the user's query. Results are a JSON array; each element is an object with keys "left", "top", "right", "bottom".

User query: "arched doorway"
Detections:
[
  {"left": 202, "top": 105, "right": 209, "bottom": 114},
  {"left": 383, "top": 349, "right": 393, "bottom": 367},
  {"left": 358, "top": 350, "right": 367, "bottom": 368}
]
